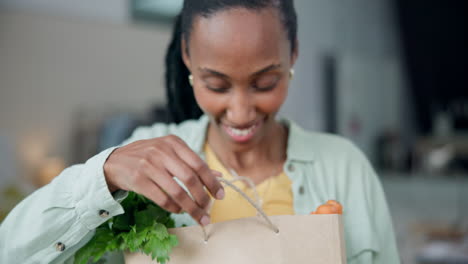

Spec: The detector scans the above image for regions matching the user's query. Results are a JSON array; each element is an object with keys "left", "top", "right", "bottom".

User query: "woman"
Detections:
[{"left": 0, "top": 0, "right": 400, "bottom": 263}]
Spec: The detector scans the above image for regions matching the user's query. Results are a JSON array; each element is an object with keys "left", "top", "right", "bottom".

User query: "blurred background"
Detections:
[{"left": 0, "top": 0, "right": 466, "bottom": 263}]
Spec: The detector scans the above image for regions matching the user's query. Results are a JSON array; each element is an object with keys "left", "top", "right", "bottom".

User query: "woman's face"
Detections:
[{"left": 182, "top": 7, "right": 297, "bottom": 148}]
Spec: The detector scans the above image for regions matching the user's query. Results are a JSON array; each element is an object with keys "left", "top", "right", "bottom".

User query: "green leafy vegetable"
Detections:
[{"left": 74, "top": 192, "right": 178, "bottom": 264}]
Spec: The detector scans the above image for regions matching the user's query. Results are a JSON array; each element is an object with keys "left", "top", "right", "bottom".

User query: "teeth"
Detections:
[{"left": 229, "top": 124, "right": 256, "bottom": 137}]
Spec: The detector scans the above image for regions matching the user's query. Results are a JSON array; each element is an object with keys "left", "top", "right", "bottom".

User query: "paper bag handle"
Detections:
[
  {"left": 199, "top": 177, "right": 280, "bottom": 242},
  {"left": 228, "top": 169, "right": 262, "bottom": 208}
]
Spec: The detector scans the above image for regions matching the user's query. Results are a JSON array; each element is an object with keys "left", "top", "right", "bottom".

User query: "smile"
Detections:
[{"left": 222, "top": 121, "right": 261, "bottom": 143}]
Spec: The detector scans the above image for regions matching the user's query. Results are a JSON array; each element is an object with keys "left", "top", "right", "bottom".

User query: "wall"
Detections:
[
  {"left": 281, "top": 0, "right": 406, "bottom": 162},
  {"left": 0, "top": 0, "right": 129, "bottom": 24},
  {"left": 0, "top": 10, "right": 172, "bottom": 181}
]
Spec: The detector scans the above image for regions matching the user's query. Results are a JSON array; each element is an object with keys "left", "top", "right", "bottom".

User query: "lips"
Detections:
[{"left": 222, "top": 120, "right": 262, "bottom": 143}]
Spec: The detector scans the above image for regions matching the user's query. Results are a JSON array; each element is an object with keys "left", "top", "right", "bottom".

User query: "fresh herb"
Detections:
[{"left": 74, "top": 192, "right": 178, "bottom": 264}]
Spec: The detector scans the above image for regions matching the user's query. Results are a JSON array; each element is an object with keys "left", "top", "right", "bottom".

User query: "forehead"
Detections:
[{"left": 187, "top": 8, "right": 290, "bottom": 72}]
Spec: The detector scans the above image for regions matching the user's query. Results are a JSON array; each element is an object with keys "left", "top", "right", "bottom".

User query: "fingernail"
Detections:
[
  {"left": 200, "top": 215, "right": 210, "bottom": 226},
  {"left": 216, "top": 188, "right": 225, "bottom": 200}
]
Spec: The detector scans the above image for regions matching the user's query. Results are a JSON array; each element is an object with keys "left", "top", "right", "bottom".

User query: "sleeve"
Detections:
[
  {"left": 0, "top": 147, "right": 128, "bottom": 264},
  {"left": 364, "top": 163, "right": 401, "bottom": 264},
  {"left": 344, "top": 145, "right": 401, "bottom": 264},
  {"left": 348, "top": 250, "right": 373, "bottom": 264}
]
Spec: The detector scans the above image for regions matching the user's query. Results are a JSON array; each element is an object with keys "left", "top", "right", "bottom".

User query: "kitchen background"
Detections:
[{"left": 0, "top": 0, "right": 467, "bottom": 263}]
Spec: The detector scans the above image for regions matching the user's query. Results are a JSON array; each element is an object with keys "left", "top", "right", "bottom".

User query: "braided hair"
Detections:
[{"left": 165, "top": 0, "right": 297, "bottom": 124}]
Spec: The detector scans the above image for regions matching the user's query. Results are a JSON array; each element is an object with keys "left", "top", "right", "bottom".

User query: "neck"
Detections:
[{"left": 207, "top": 120, "right": 288, "bottom": 172}]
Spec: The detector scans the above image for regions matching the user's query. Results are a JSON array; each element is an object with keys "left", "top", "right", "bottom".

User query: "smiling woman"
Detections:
[
  {"left": 0, "top": 1, "right": 399, "bottom": 264},
  {"left": 186, "top": 6, "right": 293, "bottom": 150}
]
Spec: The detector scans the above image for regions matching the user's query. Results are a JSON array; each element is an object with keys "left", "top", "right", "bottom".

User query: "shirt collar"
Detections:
[
  {"left": 279, "top": 117, "right": 315, "bottom": 162},
  {"left": 192, "top": 115, "right": 315, "bottom": 163}
]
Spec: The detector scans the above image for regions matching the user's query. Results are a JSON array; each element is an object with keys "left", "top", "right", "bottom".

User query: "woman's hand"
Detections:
[{"left": 103, "top": 135, "right": 225, "bottom": 226}]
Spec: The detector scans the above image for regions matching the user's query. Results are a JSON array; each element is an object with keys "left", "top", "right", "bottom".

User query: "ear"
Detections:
[
  {"left": 290, "top": 38, "right": 299, "bottom": 67},
  {"left": 181, "top": 36, "right": 192, "bottom": 72}
]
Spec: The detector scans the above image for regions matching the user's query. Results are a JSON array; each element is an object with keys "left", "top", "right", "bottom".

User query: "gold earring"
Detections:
[
  {"left": 188, "top": 74, "right": 194, "bottom": 86},
  {"left": 289, "top": 69, "right": 295, "bottom": 80}
]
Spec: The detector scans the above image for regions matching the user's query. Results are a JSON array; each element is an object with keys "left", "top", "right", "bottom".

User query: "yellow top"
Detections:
[{"left": 204, "top": 143, "right": 294, "bottom": 224}]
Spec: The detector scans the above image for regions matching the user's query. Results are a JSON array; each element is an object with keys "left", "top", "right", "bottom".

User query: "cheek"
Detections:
[
  {"left": 256, "top": 83, "right": 288, "bottom": 114},
  {"left": 193, "top": 87, "right": 225, "bottom": 115}
]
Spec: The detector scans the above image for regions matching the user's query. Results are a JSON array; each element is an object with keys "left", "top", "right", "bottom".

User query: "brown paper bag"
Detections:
[{"left": 125, "top": 179, "right": 346, "bottom": 264}]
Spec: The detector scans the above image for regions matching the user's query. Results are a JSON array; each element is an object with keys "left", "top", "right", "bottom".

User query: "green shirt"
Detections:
[{"left": 0, "top": 115, "right": 400, "bottom": 263}]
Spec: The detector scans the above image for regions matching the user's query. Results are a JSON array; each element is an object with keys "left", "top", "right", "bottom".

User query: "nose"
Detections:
[{"left": 226, "top": 89, "right": 256, "bottom": 125}]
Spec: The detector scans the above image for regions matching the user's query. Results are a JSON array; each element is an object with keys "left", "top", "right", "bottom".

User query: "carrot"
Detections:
[
  {"left": 310, "top": 200, "right": 343, "bottom": 215},
  {"left": 326, "top": 200, "right": 343, "bottom": 214}
]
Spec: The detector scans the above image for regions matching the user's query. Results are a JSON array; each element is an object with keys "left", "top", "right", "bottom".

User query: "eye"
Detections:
[
  {"left": 253, "top": 74, "right": 280, "bottom": 91},
  {"left": 204, "top": 77, "right": 230, "bottom": 93},
  {"left": 206, "top": 85, "right": 229, "bottom": 93}
]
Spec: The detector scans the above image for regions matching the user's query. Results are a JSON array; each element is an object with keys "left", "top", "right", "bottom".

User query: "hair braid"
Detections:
[{"left": 165, "top": 15, "right": 203, "bottom": 124}]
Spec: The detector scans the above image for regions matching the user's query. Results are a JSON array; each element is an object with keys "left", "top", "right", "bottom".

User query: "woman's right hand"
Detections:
[{"left": 103, "top": 135, "right": 225, "bottom": 226}]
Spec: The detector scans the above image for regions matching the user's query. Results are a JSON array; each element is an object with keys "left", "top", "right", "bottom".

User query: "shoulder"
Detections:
[
  {"left": 286, "top": 119, "right": 366, "bottom": 165},
  {"left": 286, "top": 119, "right": 377, "bottom": 193},
  {"left": 307, "top": 132, "right": 361, "bottom": 157}
]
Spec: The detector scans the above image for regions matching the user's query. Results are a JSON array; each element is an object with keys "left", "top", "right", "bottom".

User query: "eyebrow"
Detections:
[{"left": 198, "top": 63, "right": 282, "bottom": 79}]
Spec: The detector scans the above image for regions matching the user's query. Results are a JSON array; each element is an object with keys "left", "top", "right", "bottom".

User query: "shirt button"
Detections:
[
  {"left": 55, "top": 242, "right": 66, "bottom": 252},
  {"left": 298, "top": 186, "right": 305, "bottom": 195},
  {"left": 287, "top": 164, "right": 295, "bottom": 172},
  {"left": 99, "top": 209, "right": 110, "bottom": 218}
]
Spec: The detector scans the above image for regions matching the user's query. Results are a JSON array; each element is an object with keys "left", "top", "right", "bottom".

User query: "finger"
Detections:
[
  {"left": 135, "top": 178, "right": 181, "bottom": 213},
  {"left": 170, "top": 138, "right": 225, "bottom": 200},
  {"left": 148, "top": 166, "right": 209, "bottom": 225},
  {"left": 160, "top": 150, "right": 212, "bottom": 211},
  {"left": 211, "top": 170, "right": 223, "bottom": 177}
]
